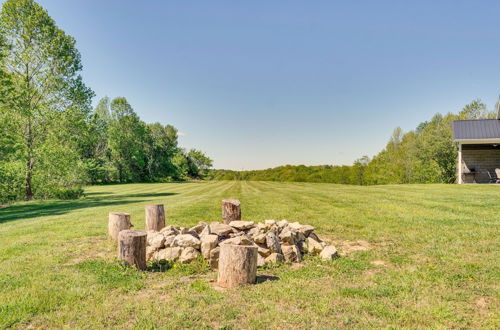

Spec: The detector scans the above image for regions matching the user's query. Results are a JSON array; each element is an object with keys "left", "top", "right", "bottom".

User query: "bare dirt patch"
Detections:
[
  {"left": 63, "top": 236, "right": 113, "bottom": 266},
  {"left": 370, "top": 260, "right": 388, "bottom": 266},
  {"left": 330, "top": 239, "right": 372, "bottom": 256},
  {"left": 475, "top": 297, "right": 489, "bottom": 315}
]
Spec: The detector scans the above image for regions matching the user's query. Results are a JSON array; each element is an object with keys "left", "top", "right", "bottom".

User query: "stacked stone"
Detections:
[{"left": 145, "top": 219, "right": 338, "bottom": 267}]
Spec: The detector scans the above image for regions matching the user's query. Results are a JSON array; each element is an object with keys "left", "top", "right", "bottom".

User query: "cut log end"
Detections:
[
  {"left": 108, "top": 212, "right": 132, "bottom": 241},
  {"left": 222, "top": 199, "right": 241, "bottom": 224},
  {"left": 145, "top": 204, "right": 166, "bottom": 231},
  {"left": 118, "top": 229, "right": 147, "bottom": 270},
  {"left": 217, "top": 244, "right": 258, "bottom": 288}
]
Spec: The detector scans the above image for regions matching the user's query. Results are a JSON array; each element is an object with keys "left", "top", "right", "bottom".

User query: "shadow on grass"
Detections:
[
  {"left": 84, "top": 192, "right": 111, "bottom": 196},
  {"left": 0, "top": 192, "right": 178, "bottom": 224},
  {"left": 256, "top": 275, "right": 280, "bottom": 283},
  {"left": 119, "top": 193, "right": 177, "bottom": 198}
]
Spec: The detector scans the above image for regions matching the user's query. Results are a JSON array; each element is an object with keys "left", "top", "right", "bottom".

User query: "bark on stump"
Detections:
[
  {"left": 108, "top": 212, "right": 132, "bottom": 241},
  {"left": 118, "top": 230, "right": 147, "bottom": 270},
  {"left": 217, "top": 244, "right": 258, "bottom": 288},
  {"left": 222, "top": 199, "right": 241, "bottom": 224},
  {"left": 145, "top": 204, "right": 166, "bottom": 231}
]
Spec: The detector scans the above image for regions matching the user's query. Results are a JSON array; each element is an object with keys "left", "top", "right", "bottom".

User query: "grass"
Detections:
[{"left": 0, "top": 181, "right": 499, "bottom": 328}]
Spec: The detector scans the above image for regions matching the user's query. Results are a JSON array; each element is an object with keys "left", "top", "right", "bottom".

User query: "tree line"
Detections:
[
  {"left": 0, "top": 0, "right": 211, "bottom": 203},
  {"left": 209, "top": 100, "right": 494, "bottom": 185}
]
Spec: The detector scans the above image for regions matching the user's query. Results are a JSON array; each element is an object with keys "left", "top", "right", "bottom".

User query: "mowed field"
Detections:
[{"left": 0, "top": 181, "right": 499, "bottom": 328}]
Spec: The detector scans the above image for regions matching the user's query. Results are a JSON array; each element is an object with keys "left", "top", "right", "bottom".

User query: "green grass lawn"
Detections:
[{"left": 0, "top": 181, "right": 499, "bottom": 328}]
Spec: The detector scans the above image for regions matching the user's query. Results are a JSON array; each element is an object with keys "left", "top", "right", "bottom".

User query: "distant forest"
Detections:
[
  {"left": 209, "top": 100, "right": 495, "bottom": 185},
  {"left": 0, "top": 0, "right": 211, "bottom": 203}
]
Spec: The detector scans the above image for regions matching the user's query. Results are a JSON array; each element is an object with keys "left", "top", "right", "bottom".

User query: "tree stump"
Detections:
[
  {"left": 145, "top": 204, "right": 165, "bottom": 231},
  {"left": 118, "top": 230, "right": 147, "bottom": 270},
  {"left": 222, "top": 199, "right": 241, "bottom": 224},
  {"left": 217, "top": 244, "right": 258, "bottom": 288},
  {"left": 108, "top": 212, "right": 132, "bottom": 241}
]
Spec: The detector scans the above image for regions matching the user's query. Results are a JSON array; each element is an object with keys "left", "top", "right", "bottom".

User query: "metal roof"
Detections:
[{"left": 453, "top": 119, "right": 500, "bottom": 140}]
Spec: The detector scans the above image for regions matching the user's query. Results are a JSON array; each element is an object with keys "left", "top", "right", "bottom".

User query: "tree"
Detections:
[
  {"left": 108, "top": 97, "right": 148, "bottom": 182},
  {"left": 145, "top": 123, "right": 179, "bottom": 180},
  {"left": 458, "top": 99, "right": 490, "bottom": 119},
  {"left": 187, "top": 149, "right": 213, "bottom": 178},
  {"left": 82, "top": 97, "right": 113, "bottom": 183},
  {"left": 0, "top": 0, "right": 93, "bottom": 200}
]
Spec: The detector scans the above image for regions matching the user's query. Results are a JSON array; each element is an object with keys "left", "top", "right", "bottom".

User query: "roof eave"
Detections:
[{"left": 454, "top": 138, "right": 500, "bottom": 144}]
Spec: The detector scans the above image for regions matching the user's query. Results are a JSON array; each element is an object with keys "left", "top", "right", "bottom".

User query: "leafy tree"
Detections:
[
  {"left": 0, "top": 0, "right": 93, "bottom": 200},
  {"left": 172, "top": 151, "right": 190, "bottom": 180},
  {"left": 458, "top": 99, "right": 490, "bottom": 119},
  {"left": 83, "top": 97, "right": 113, "bottom": 183},
  {"left": 145, "top": 123, "right": 179, "bottom": 180},
  {"left": 187, "top": 149, "right": 213, "bottom": 178},
  {"left": 108, "top": 97, "right": 148, "bottom": 182}
]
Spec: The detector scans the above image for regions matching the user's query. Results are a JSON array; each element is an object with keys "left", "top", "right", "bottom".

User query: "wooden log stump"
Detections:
[
  {"left": 222, "top": 199, "right": 241, "bottom": 224},
  {"left": 145, "top": 204, "right": 165, "bottom": 231},
  {"left": 108, "top": 212, "right": 132, "bottom": 241},
  {"left": 217, "top": 244, "right": 258, "bottom": 288},
  {"left": 118, "top": 230, "right": 147, "bottom": 270}
]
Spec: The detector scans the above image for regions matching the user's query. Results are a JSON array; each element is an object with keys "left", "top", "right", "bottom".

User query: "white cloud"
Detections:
[{"left": 177, "top": 131, "right": 187, "bottom": 136}]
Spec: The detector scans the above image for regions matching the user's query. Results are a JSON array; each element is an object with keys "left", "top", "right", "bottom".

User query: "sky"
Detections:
[{"left": 27, "top": 1, "right": 500, "bottom": 169}]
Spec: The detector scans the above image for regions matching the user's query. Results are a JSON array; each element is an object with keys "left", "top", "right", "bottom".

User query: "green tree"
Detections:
[
  {"left": 145, "top": 123, "right": 179, "bottom": 180},
  {"left": 83, "top": 97, "right": 113, "bottom": 183},
  {"left": 187, "top": 149, "right": 213, "bottom": 178},
  {"left": 108, "top": 97, "right": 148, "bottom": 182},
  {"left": 0, "top": 0, "right": 93, "bottom": 200},
  {"left": 458, "top": 99, "right": 491, "bottom": 119}
]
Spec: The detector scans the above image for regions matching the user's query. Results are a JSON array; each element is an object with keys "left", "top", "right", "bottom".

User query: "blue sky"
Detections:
[{"left": 31, "top": 1, "right": 500, "bottom": 169}]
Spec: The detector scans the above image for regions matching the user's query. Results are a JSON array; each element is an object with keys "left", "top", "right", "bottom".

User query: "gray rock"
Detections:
[
  {"left": 146, "top": 246, "right": 156, "bottom": 261},
  {"left": 160, "top": 225, "right": 178, "bottom": 236},
  {"left": 308, "top": 232, "right": 321, "bottom": 242},
  {"left": 256, "top": 244, "right": 271, "bottom": 257},
  {"left": 179, "top": 227, "right": 189, "bottom": 234},
  {"left": 296, "top": 240, "right": 306, "bottom": 253},
  {"left": 189, "top": 223, "right": 206, "bottom": 234},
  {"left": 266, "top": 231, "right": 282, "bottom": 254},
  {"left": 295, "top": 232, "right": 306, "bottom": 242},
  {"left": 254, "top": 233, "right": 267, "bottom": 244},
  {"left": 209, "top": 247, "right": 220, "bottom": 269},
  {"left": 247, "top": 227, "right": 260, "bottom": 237},
  {"left": 320, "top": 246, "right": 339, "bottom": 260},
  {"left": 257, "top": 254, "right": 267, "bottom": 267},
  {"left": 299, "top": 225, "right": 315, "bottom": 236},
  {"left": 278, "top": 228, "right": 295, "bottom": 245},
  {"left": 288, "top": 222, "right": 303, "bottom": 231},
  {"left": 282, "top": 244, "right": 302, "bottom": 262},
  {"left": 199, "top": 224, "right": 211, "bottom": 237},
  {"left": 265, "top": 252, "right": 284, "bottom": 263},
  {"left": 264, "top": 219, "right": 277, "bottom": 226},
  {"left": 220, "top": 235, "right": 253, "bottom": 246},
  {"left": 163, "top": 234, "right": 176, "bottom": 247},
  {"left": 229, "top": 231, "right": 245, "bottom": 238},
  {"left": 257, "top": 223, "right": 268, "bottom": 230},
  {"left": 156, "top": 247, "right": 182, "bottom": 261},
  {"left": 277, "top": 219, "right": 289, "bottom": 228},
  {"left": 306, "top": 236, "right": 324, "bottom": 254},
  {"left": 200, "top": 234, "right": 218, "bottom": 259},
  {"left": 147, "top": 232, "right": 166, "bottom": 249},
  {"left": 179, "top": 247, "right": 200, "bottom": 263},
  {"left": 173, "top": 234, "right": 201, "bottom": 248},
  {"left": 229, "top": 220, "right": 255, "bottom": 230},
  {"left": 209, "top": 222, "right": 234, "bottom": 236}
]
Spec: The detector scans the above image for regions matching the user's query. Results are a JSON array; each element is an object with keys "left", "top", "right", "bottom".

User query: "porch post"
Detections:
[{"left": 458, "top": 143, "right": 463, "bottom": 184}]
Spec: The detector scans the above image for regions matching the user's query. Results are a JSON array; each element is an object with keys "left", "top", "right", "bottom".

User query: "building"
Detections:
[{"left": 453, "top": 116, "right": 500, "bottom": 183}]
